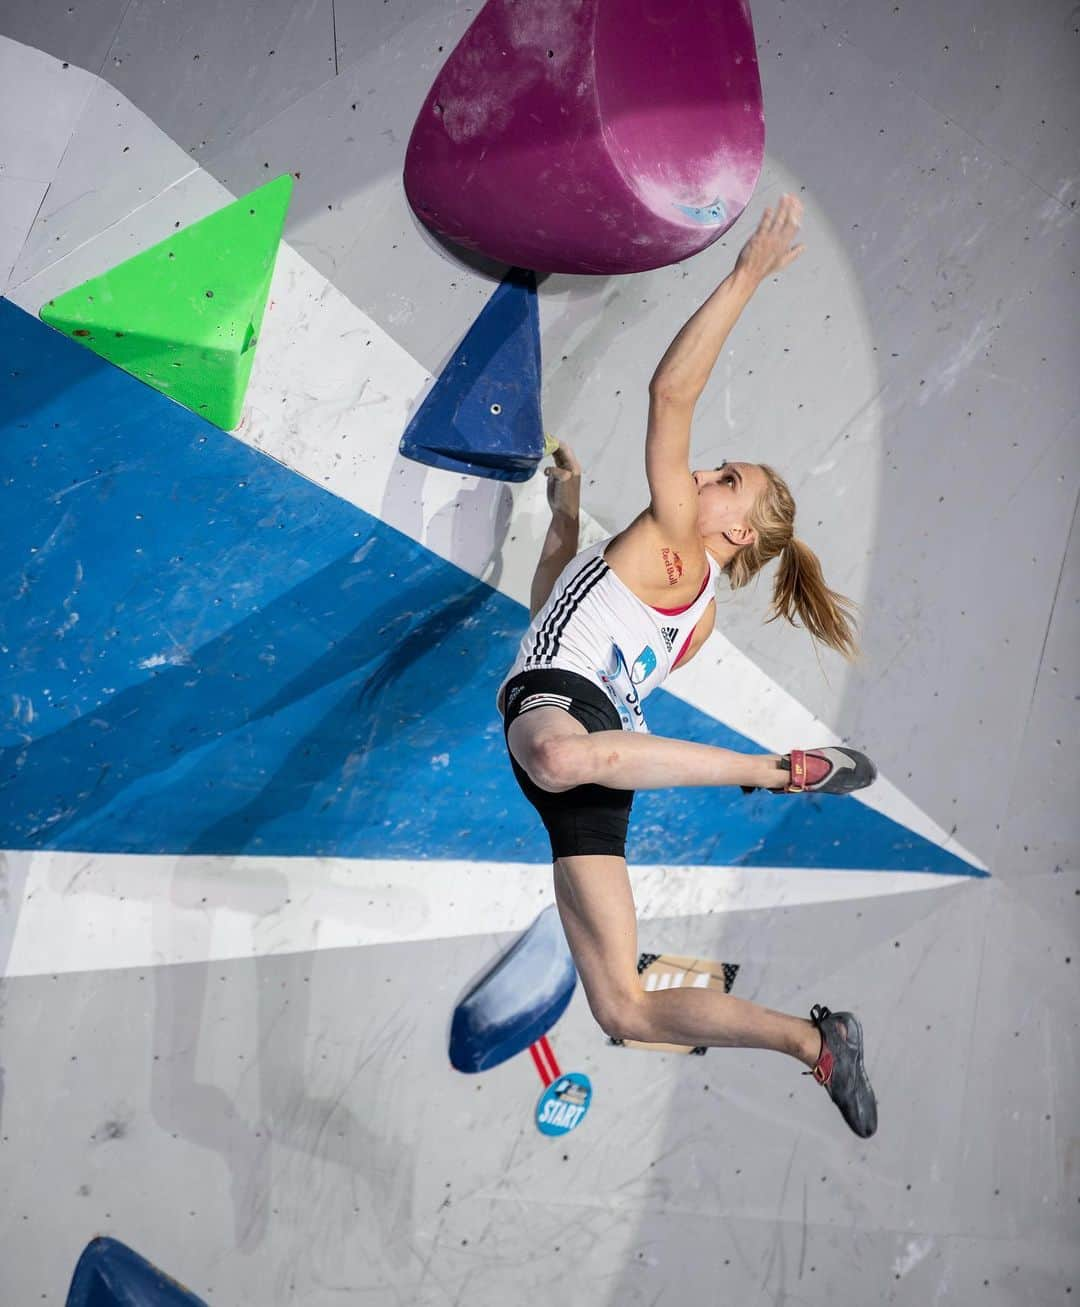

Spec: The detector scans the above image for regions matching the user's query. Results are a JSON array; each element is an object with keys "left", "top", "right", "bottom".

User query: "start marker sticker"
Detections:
[{"left": 535, "top": 1072, "right": 592, "bottom": 1137}]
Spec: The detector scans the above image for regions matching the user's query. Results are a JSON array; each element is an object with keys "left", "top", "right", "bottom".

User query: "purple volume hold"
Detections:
[{"left": 404, "top": 0, "right": 764, "bottom": 275}]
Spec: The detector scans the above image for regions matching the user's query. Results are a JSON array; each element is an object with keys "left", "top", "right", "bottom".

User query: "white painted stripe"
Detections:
[{"left": 0, "top": 849, "right": 973, "bottom": 979}]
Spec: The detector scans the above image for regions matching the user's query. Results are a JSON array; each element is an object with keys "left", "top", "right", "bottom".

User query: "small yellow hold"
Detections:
[{"left": 543, "top": 432, "right": 560, "bottom": 455}]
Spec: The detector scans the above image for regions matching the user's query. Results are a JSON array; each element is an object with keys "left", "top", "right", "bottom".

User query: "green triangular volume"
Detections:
[{"left": 39, "top": 174, "right": 293, "bottom": 431}]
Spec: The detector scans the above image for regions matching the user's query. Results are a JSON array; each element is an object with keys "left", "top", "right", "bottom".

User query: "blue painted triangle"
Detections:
[
  {"left": 0, "top": 298, "right": 984, "bottom": 876},
  {"left": 399, "top": 267, "right": 544, "bottom": 481}
]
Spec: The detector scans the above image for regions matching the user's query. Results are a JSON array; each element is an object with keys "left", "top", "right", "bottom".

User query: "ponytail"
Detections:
[
  {"left": 724, "top": 464, "right": 861, "bottom": 661},
  {"left": 769, "top": 537, "right": 859, "bottom": 661}
]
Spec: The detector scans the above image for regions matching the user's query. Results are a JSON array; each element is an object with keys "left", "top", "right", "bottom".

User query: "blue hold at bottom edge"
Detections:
[{"left": 66, "top": 1237, "right": 208, "bottom": 1306}]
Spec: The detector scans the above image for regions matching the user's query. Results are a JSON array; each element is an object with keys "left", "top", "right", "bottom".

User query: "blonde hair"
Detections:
[{"left": 725, "top": 464, "right": 859, "bottom": 660}]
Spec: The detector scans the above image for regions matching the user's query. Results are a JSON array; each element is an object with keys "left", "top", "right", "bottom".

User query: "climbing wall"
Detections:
[{"left": 1, "top": 1, "right": 1077, "bottom": 1304}]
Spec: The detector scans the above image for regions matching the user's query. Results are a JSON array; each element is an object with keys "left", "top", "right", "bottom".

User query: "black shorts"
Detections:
[{"left": 501, "top": 668, "right": 635, "bottom": 861}]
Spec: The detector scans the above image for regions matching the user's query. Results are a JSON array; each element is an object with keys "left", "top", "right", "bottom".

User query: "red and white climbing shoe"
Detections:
[
  {"left": 742, "top": 746, "right": 877, "bottom": 796},
  {"left": 804, "top": 1004, "right": 878, "bottom": 1138}
]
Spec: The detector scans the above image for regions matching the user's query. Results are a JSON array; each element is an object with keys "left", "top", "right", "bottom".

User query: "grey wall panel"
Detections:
[
  {"left": 199, "top": 1, "right": 502, "bottom": 351},
  {"left": 6, "top": 0, "right": 336, "bottom": 291},
  {"left": 0, "top": 885, "right": 985, "bottom": 1305},
  {"left": 843, "top": 269, "right": 1078, "bottom": 867},
  {"left": 6, "top": 876, "right": 1071, "bottom": 1303},
  {"left": 0, "top": 0, "right": 338, "bottom": 165},
  {"left": 102, "top": 0, "right": 337, "bottom": 160},
  {"left": 947, "top": 490, "right": 1080, "bottom": 1243},
  {"left": 0, "top": 0, "right": 131, "bottom": 75},
  {"left": 992, "top": 479, "right": 1080, "bottom": 879},
  {"left": 0, "top": 176, "right": 47, "bottom": 291},
  {"left": 0, "top": 38, "right": 94, "bottom": 181},
  {"left": 946, "top": 880, "right": 1079, "bottom": 1248},
  {"left": 0, "top": 38, "right": 97, "bottom": 293},
  {"left": 332, "top": 0, "right": 465, "bottom": 79},
  {"left": 794, "top": 0, "right": 1080, "bottom": 205},
  {"left": 9, "top": 72, "right": 203, "bottom": 289}
]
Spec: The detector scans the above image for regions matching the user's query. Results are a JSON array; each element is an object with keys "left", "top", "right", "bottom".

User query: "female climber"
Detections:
[{"left": 496, "top": 193, "right": 878, "bottom": 1138}]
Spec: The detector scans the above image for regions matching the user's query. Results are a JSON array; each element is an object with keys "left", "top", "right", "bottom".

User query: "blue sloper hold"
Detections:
[
  {"left": 399, "top": 267, "right": 543, "bottom": 481},
  {"left": 450, "top": 905, "right": 576, "bottom": 1072},
  {"left": 66, "top": 1237, "right": 208, "bottom": 1306}
]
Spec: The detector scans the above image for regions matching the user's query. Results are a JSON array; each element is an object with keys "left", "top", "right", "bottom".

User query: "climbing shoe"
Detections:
[
  {"left": 804, "top": 1004, "right": 878, "bottom": 1138},
  {"left": 741, "top": 746, "right": 877, "bottom": 795}
]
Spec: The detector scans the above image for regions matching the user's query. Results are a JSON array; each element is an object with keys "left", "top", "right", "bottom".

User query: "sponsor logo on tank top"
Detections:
[
  {"left": 660, "top": 626, "right": 678, "bottom": 652},
  {"left": 597, "top": 642, "right": 653, "bottom": 732},
  {"left": 631, "top": 646, "right": 657, "bottom": 681}
]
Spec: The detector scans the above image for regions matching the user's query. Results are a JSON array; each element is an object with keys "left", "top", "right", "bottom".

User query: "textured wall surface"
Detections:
[{"left": 0, "top": 1, "right": 1077, "bottom": 1303}]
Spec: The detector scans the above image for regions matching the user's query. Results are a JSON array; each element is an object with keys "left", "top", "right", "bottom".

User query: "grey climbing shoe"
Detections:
[
  {"left": 742, "top": 747, "right": 877, "bottom": 795},
  {"left": 804, "top": 1004, "right": 878, "bottom": 1138}
]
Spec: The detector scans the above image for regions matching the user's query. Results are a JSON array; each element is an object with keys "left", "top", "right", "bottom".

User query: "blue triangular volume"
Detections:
[
  {"left": 66, "top": 1237, "right": 207, "bottom": 1306},
  {"left": 0, "top": 298, "right": 984, "bottom": 877},
  {"left": 399, "top": 267, "right": 543, "bottom": 481}
]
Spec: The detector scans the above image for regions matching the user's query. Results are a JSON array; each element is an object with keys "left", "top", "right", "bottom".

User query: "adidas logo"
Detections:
[{"left": 660, "top": 626, "right": 678, "bottom": 652}]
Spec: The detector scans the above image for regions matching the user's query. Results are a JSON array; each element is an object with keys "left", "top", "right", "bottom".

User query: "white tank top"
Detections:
[{"left": 497, "top": 538, "right": 721, "bottom": 732}]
